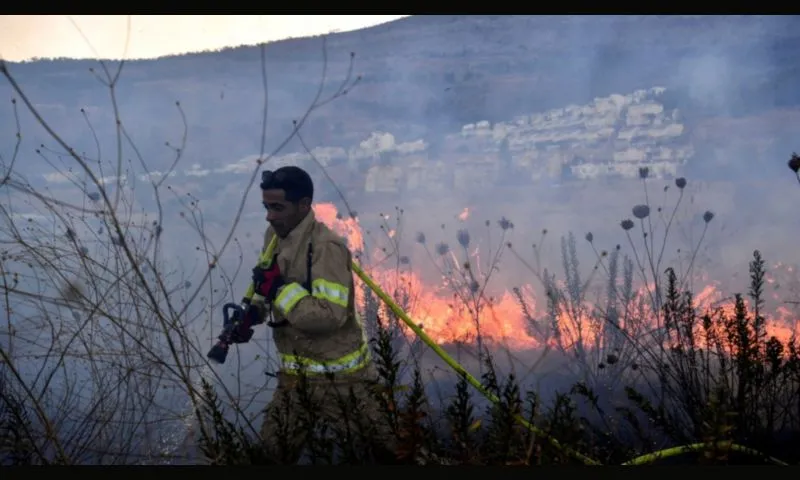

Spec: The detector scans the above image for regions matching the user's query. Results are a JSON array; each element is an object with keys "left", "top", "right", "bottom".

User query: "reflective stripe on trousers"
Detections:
[{"left": 280, "top": 342, "right": 371, "bottom": 376}]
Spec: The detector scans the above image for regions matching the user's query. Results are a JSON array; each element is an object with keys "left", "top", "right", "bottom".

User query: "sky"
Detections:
[{"left": 0, "top": 15, "right": 410, "bottom": 62}]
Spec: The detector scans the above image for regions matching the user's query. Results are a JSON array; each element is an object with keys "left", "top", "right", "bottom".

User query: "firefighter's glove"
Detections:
[
  {"left": 252, "top": 254, "right": 285, "bottom": 304},
  {"left": 227, "top": 308, "right": 254, "bottom": 344},
  {"left": 241, "top": 298, "right": 265, "bottom": 327}
]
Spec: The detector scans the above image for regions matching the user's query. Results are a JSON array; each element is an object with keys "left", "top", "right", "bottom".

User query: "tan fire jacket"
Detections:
[{"left": 243, "top": 210, "right": 370, "bottom": 377}]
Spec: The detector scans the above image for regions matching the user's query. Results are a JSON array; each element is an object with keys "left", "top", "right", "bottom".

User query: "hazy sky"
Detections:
[{"left": 0, "top": 15, "right": 410, "bottom": 61}]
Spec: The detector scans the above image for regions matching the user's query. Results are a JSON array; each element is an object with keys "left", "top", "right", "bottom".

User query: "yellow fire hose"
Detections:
[
  {"left": 350, "top": 262, "right": 790, "bottom": 466},
  {"left": 252, "top": 234, "right": 786, "bottom": 465},
  {"left": 351, "top": 262, "right": 600, "bottom": 465}
]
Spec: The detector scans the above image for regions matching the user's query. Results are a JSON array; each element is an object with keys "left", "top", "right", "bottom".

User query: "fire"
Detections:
[
  {"left": 313, "top": 203, "right": 364, "bottom": 253},
  {"left": 312, "top": 203, "right": 800, "bottom": 353}
]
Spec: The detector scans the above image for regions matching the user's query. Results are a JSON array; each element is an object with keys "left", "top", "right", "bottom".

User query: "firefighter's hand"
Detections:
[
  {"left": 246, "top": 303, "right": 265, "bottom": 326},
  {"left": 240, "top": 298, "right": 265, "bottom": 326},
  {"left": 252, "top": 255, "right": 285, "bottom": 303},
  {"left": 228, "top": 309, "right": 254, "bottom": 344}
]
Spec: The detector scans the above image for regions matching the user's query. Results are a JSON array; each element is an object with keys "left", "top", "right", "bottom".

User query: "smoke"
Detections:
[
  {"left": 2, "top": 15, "right": 799, "bottom": 463},
  {"left": 678, "top": 55, "right": 729, "bottom": 111}
]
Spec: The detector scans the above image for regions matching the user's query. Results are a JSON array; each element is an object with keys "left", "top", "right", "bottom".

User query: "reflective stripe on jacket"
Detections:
[{"left": 244, "top": 210, "right": 370, "bottom": 376}]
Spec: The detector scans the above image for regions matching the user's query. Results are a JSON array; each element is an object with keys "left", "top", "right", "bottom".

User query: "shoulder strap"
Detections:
[
  {"left": 261, "top": 234, "right": 312, "bottom": 289},
  {"left": 303, "top": 241, "right": 313, "bottom": 291},
  {"left": 260, "top": 234, "right": 279, "bottom": 267}
]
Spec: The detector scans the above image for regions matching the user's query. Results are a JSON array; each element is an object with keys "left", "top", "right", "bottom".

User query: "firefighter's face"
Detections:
[{"left": 262, "top": 189, "right": 310, "bottom": 238}]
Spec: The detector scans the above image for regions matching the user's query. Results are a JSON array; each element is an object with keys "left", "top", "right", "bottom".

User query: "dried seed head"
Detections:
[
  {"left": 585, "top": 232, "right": 593, "bottom": 243},
  {"left": 621, "top": 219, "right": 634, "bottom": 231},
  {"left": 457, "top": 229, "right": 470, "bottom": 248},
  {"left": 632, "top": 204, "right": 650, "bottom": 219},
  {"left": 498, "top": 217, "right": 513, "bottom": 230},
  {"left": 788, "top": 153, "right": 800, "bottom": 173},
  {"left": 638, "top": 167, "right": 649, "bottom": 179},
  {"left": 675, "top": 177, "right": 687, "bottom": 189},
  {"left": 416, "top": 232, "right": 426, "bottom": 244},
  {"left": 703, "top": 210, "right": 714, "bottom": 223},
  {"left": 436, "top": 242, "right": 450, "bottom": 256}
]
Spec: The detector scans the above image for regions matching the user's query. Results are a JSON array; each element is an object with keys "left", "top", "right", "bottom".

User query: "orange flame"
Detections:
[
  {"left": 313, "top": 203, "right": 364, "bottom": 253},
  {"left": 312, "top": 203, "right": 800, "bottom": 353}
]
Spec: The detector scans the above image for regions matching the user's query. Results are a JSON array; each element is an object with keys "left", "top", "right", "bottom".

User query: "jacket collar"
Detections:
[{"left": 282, "top": 209, "right": 316, "bottom": 245}]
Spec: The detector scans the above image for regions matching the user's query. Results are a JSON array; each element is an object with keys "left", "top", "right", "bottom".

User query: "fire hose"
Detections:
[
  {"left": 211, "top": 232, "right": 787, "bottom": 465},
  {"left": 350, "top": 262, "right": 790, "bottom": 466}
]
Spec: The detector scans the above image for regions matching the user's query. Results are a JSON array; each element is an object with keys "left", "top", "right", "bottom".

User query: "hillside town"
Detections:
[{"left": 255, "top": 86, "right": 694, "bottom": 195}]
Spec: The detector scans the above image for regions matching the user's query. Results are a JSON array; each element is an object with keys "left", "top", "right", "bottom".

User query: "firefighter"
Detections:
[{"left": 233, "top": 165, "right": 393, "bottom": 463}]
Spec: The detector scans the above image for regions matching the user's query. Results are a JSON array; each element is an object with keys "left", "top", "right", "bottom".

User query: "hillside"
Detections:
[{"left": 2, "top": 14, "right": 799, "bottom": 183}]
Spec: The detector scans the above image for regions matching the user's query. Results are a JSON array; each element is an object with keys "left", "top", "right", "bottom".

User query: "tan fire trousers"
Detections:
[{"left": 260, "top": 368, "right": 396, "bottom": 464}]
